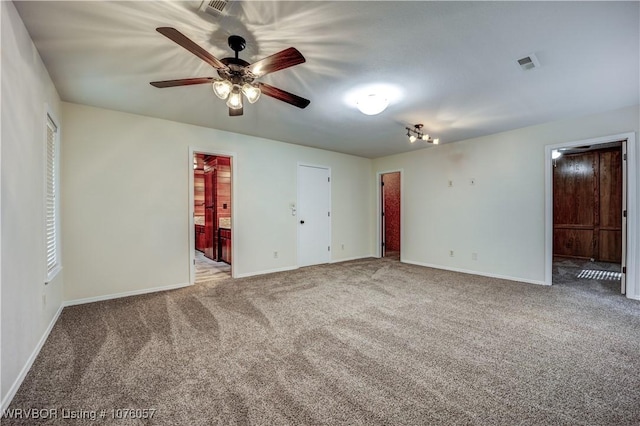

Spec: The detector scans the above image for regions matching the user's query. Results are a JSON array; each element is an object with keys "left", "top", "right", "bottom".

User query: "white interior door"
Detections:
[
  {"left": 380, "top": 176, "right": 386, "bottom": 257},
  {"left": 298, "top": 165, "right": 331, "bottom": 267},
  {"left": 621, "top": 140, "right": 627, "bottom": 294}
]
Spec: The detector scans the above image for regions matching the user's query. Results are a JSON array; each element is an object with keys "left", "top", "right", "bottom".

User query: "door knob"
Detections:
[{"left": 300, "top": 220, "right": 305, "bottom": 224}]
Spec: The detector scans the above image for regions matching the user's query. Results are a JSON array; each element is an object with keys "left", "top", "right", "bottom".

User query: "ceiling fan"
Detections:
[{"left": 150, "top": 27, "right": 310, "bottom": 116}]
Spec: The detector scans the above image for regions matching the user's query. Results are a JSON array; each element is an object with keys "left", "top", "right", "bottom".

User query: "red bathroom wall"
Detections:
[{"left": 382, "top": 172, "right": 401, "bottom": 252}]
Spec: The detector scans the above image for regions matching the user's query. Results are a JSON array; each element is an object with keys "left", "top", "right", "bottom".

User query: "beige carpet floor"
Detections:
[{"left": 5, "top": 257, "right": 640, "bottom": 425}]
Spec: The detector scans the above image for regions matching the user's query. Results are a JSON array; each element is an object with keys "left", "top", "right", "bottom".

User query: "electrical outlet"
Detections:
[
  {"left": 273, "top": 251, "right": 278, "bottom": 259},
  {"left": 472, "top": 252, "right": 478, "bottom": 261},
  {"left": 449, "top": 250, "right": 454, "bottom": 257}
]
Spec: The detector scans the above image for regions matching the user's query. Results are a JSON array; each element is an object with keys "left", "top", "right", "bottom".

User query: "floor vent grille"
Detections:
[{"left": 577, "top": 269, "right": 621, "bottom": 281}]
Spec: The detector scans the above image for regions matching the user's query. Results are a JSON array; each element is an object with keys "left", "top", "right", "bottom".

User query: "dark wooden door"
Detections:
[
  {"left": 598, "top": 150, "right": 622, "bottom": 262},
  {"left": 212, "top": 168, "right": 219, "bottom": 260},
  {"left": 382, "top": 172, "right": 401, "bottom": 255},
  {"left": 553, "top": 148, "right": 622, "bottom": 262},
  {"left": 218, "top": 228, "right": 231, "bottom": 264},
  {"left": 204, "top": 170, "right": 215, "bottom": 260}
]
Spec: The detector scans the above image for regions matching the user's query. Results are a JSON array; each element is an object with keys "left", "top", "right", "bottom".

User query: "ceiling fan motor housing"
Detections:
[
  {"left": 218, "top": 58, "right": 254, "bottom": 85},
  {"left": 217, "top": 35, "right": 255, "bottom": 85}
]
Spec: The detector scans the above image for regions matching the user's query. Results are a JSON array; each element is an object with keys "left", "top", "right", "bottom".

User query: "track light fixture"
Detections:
[{"left": 406, "top": 124, "right": 439, "bottom": 145}]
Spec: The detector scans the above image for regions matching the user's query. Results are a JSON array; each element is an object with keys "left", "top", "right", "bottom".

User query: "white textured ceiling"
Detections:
[{"left": 14, "top": 1, "right": 640, "bottom": 158}]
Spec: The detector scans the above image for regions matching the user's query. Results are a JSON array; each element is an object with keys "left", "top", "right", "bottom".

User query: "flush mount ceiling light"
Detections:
[
  {"left": 406, "top": 124, "right": 439, "bottom": 145},
  {"left": 356, "top": 93, "right": 389, "bottom": 115},
  {"left": 344, "top": 83, "right": 402, "bottom": 115}
]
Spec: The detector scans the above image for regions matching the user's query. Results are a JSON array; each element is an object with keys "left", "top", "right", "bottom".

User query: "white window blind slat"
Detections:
[{"left": 45, "top": 114, "right": 59, "bottom": 278}]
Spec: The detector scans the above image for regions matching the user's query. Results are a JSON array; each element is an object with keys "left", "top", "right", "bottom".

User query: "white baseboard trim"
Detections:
[
  {"left": 235, "top": 266, "right": 298, "bottom": 278},
  {"left": 402, "top": 259, "right": 549, "bottom": 286},
  {"left": 64, "top": 282, "right": 192, "bottom": 307},
  {"left": 1, "top": 304, "right": 64, "bottom": 412},
  {"left": 627, "top": 293, "right": 640, "bottom": 301},
  {"left": 235, "top": 257, "right": 374, "bottom": 278},
  {"left": 330, "top": 255, "right": 372, "bottom": 264}
]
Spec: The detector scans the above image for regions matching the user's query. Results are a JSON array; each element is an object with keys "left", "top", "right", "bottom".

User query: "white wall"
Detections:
[
  {"left": 1, "top": 1, "right": 63, "bottom": 408},
  {"left": 373, "top": 105, "right": 640, "bottom": 297},
  {"left": 61, "top": 102, "right": 373, "bottom": 301}
]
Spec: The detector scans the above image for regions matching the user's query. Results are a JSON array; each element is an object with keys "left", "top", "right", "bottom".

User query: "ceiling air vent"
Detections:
[
  {"left": 517, "top": 53, "right": 540, "bottom": 71},
  {"left": 199, "top": 0, "right": 231, "bottom": 16}
]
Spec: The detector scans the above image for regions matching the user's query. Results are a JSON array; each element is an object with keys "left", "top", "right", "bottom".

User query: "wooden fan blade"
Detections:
[
  {"left": 248, "top": 47, "right": 305, "bottom": 78},
  {"left": 229, "top": 106, "right": 243, "bottom": 116},
  {"left": 150, "top": 77, "right": 214, "bottom": 88},
  {"left": 156, "top": 27, "right": 228, "bottom": 70},
  {"left": 258, "top": 83, "right": 310, "bottom": 109}
]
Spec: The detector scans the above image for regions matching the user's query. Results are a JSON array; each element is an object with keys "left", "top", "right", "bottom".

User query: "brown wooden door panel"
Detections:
[
  {"left": 600, "top": 150, "right": 622, "bottom": 227},
  {"left": 553, "top": 152, "right": 596, "bottom": 225},
  {"left": 194, "top": 171, "right": 205, "bottom": 217},
  {"left": 599, "top": 150, "right": 622, "bottom": 262},
  {"left": 553, "top": 152, "right": 597, "bottom": 259},
  {"left": 382, "top": 172, "right": 401, "bottom": 252},
  {"left": 553, "top": 147, "right": 622, "bottom": 262},
  {"left": 216, "top": 157, "right": 231, "bottom": 166},
  {"left": 599, "top": 230, "right": 622, "bottom": 263},
  {"left": 553, "top": 229, "right": 594, "bottom": 259},
  {"left": 204, "top": 170, "right": 215, "bottom": 260}
]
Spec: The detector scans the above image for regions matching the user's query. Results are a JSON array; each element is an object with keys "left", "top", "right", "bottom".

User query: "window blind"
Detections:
[{"left": 45, "top": 115, "right": 58, "bottom": 277}]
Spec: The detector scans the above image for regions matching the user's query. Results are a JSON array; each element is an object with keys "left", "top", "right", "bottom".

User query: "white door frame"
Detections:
[
  {"left": 297, "top": 163, "right": 332, "bottom": 266},
  {"left": 544, "top": 132, "right": 637, "bottom": 300},
  {"left": 188, "top": 147, "right": 238, "bottom": 283},
  {"left": 376, "top": 169, "right": 403, "bottom": 259}
]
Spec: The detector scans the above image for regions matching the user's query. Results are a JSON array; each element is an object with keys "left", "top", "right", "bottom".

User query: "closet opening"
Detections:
[{"left": 551, "top": 141, "right": 625, "bottom": 295}]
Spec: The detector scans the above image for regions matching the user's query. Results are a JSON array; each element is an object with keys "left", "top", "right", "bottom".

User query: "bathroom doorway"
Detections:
[
  {"left": 191, "top": 150, "right": 234, "bottom": 283},
  {"left": 380, "top": 171, "right": 401, "bottom": 260}
]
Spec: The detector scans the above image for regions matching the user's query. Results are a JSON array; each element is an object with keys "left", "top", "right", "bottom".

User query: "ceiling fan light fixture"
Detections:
[
  {"left": 356, "top": 93, "right": 388, "bottom": 115},
  {"left": 433, "top": 138, "right": 439, "bottom": 145},
  {"left": 422, "top": 134, "right": 429, "bottom": 141},
  {"left": 226, "top": 85, "right": 243, "bottom": 110},
  {"left": 213, "top": 79, "right": 232, "bottom": 99},
  {"left": 242, "top": 83, "right": 261, "bottom": 104},
  {"left": 152, "top": 29, "right": 310, "bottom": 116}
]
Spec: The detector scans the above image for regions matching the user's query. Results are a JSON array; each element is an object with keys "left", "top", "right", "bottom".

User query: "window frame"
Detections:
[{"left": 44, "top": 106, "right": 61, "bottom": 284}]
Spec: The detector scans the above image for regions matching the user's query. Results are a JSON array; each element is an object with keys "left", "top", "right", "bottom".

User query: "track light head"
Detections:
[{"left": 405, "top": 123, "right": 439, "bottom": 145}]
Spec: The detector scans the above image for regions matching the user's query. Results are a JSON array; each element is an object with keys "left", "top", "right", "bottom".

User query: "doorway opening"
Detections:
[
  {"left": 191, "top": 151, "right": 233, "bottom": 284},
  {"left": 380, "top": 171, "right": 401, "bottom": 260},
  {"left": 551, "top": 142, "right": 625, "bottom": 295}
]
